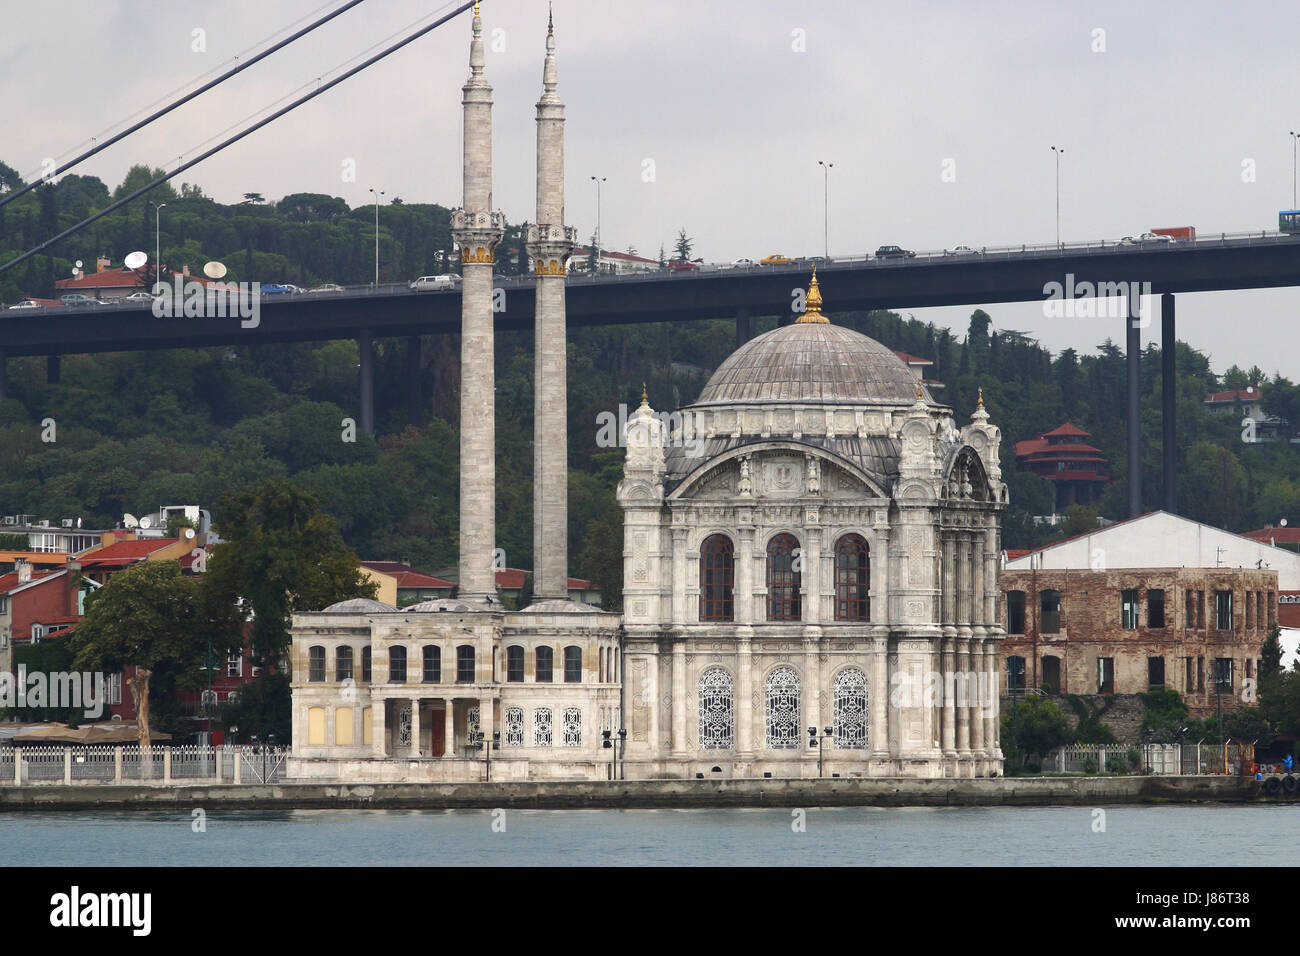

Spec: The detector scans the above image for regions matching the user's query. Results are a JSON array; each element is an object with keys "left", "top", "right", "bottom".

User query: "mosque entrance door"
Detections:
[{"left": 431, "top": 709, "right": 446, "bottom": 757}]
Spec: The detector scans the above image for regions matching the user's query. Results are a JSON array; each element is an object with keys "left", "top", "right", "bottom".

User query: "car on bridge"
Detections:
[
  {"left": 760, "top": 254, "right": 792, "bottom": 265},
  {"left": 122, "top": 291, "right": 157, "bottom": 302},
  {"left": 59, "top": 294, "right": 97, "bottom": 306},
  {"left": 308, "top": 283, "right": 346, "bottom": 294},
  {"left": 1140, "top": 232, "right": 1174, "bottom": 244},
  {"left": 874, "top": 245, "right": 915, "bottom": 259},
  {"left": 409, "top": 275, "right": 460, "bottom": 291},
  {"left": 260, "top": 284, "right": 297, "bottom": 295},
  {"left": 944, "top": 245, "right": 981, "bottom": 256},
  {"left": 667, "top": 259, "right": 701, "bottom": 273},
  {"left": 6, "top": 299, "right": 43, "bottom": 310}
]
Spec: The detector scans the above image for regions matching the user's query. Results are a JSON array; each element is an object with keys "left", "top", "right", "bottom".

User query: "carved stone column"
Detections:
[
  {"left": 736, "top": 527, "right": 755, "bottom": 624},
  {"left": 410, "top": 698, "right": 422, "bottom": 758},
  {"left": 955, "top": 639, "right": 970, "bottom": 755},
  {"left": 671, "top": 639, "right": 687, "bottom": 758},
  {"left": 737, "top": 630, "right": 754, "bottom": 758},
  {"left": 671, "top": 528, "right": 688, "bottom": 626},
  {"left": 869, "top": 634, "right": 888, "bottom": 760}
]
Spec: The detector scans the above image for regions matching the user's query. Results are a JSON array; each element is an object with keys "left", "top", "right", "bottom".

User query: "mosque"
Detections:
[{"left": 287, "top": 4, "right": 1008, "bottom": 782}]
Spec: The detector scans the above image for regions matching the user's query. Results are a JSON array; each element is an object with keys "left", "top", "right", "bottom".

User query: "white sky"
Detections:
[{"left": 5, "top": 0, "right": 1300, "bottom": 376}]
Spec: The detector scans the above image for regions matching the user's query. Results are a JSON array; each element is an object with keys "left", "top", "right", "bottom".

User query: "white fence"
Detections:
[
  {"left": 1039, "top": 742, "right": 1254, "bottom": 775},
  {"left": 0, "top": 745, "right": 288, "bottom": 785}
]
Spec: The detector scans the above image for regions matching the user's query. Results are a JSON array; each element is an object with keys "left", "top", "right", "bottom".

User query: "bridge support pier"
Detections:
[
  {"left": 1161, "top": 293, "right": 1176, "bottom": 515},
  {"left": 47, "top": 355, "right": 60, "bottom": 385},
  {"left": 359, "top": 330, "right": 375, "bottom": 435},
  {"left": 0, "top": 350, "right": 6, "bottom": 400},
  {"left": 406, "top": 336, "right": 422, "bottom": 426},
  {"left": 735, "top": 307, "right": 753, "bottom": 348},
  {"left": 1126, "top": 293, "right": 1142, "bottom": 518}
]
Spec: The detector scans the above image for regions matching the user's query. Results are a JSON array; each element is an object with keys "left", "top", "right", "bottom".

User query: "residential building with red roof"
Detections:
[
  {"left": 360, "top": 561, "right": 456, "bottom": 607},
  {"left": 430, "top": 566, "right": 602, "bottom": 609},
  {"left": 0, "top": 559, "right": 82, "bottom": 679},
  {"left": 1204, "top": 386, "right": 1264, "bottom": 419},
  {"left": 1014, "top": 422, "right": 1109, "bottom": 511}
]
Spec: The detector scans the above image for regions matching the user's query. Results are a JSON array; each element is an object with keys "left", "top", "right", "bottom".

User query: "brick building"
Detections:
[{"left": 1000, "top": 567, "right": 1274, "bottom": 716}]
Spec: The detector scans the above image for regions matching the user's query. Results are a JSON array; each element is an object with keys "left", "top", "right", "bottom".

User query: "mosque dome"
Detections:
[
  {"left": 692, "top": 268, "right": 924, "bottom": 408},
  {"left": 320, "top": 598, "right": 397, "bottom": 613}
]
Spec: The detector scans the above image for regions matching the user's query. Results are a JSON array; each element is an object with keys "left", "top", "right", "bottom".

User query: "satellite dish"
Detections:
[
  {"left": 124, "top": 251, "right": 148, "bottom": 270},
  {"left": 139, "top": 515, "right": 153, "bottom": 529},
  {"left": 1282, "top": 519, "right": 1289, "bottom": 528},
  {"left": 74, "top": 260, "right": 83, "bottom": 269},
  {"left": 184, "top": 528, "right": 196, "bottom": 539},
  {"left": 123, "top": 514, "right": 138, "bottom": 529},
  {"left": 203, "top": 260, "right": 227, "bottom": 279}
]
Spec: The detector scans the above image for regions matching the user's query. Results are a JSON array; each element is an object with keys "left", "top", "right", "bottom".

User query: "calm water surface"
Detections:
[{"left": 1, "top": 805, "right": 1296, "bottom": 866}]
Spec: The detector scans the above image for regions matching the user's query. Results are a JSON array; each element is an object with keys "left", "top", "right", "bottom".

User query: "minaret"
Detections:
[
  {"left": 451, "top": 0, "right": 505, "bottom": 603},
  {"left": 526, "top": 7, "right": 577, "bottom": 601}
]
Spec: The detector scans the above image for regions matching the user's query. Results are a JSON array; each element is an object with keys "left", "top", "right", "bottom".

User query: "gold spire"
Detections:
[
  {"left": 977, "top": 386, "right": 984, "bottom": 409},
  {"left": 474, "top": 0, "right": 480, "bottom": 17},
  {"left": 548, "top": 3, "right": 553, "bottom": 35},
  {"left": 916, "top": 381, "right": 924, "bottom": 401},
  {"left": 641, "top": 382, "right": 648, "bottom": 404},
  {"left": 796, "top": 264, "right": 829, "bottom": 323}
]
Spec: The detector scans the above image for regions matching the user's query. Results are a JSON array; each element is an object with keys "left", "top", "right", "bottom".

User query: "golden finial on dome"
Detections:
[
  {"left": 548, "top": 3, "right": 553, "bottom": 35},
  {"left": 977, "top": 386, "right": 984, "bottom": 409},
  {"left": 796, "top": 264, "right": 829, "bottom": 323},
  {"left": 474, "top": 0, "right": 481, "bottom": 17},
  {"left": 641, "top": 382, "right": 648, "bottom": 404},
  {"left": 916, "top": 381, "right": 924, "bottom": 401}
]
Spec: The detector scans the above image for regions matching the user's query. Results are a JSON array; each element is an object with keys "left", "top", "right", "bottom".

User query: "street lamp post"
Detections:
[
  {"left": 818, "top": 160, "right": 833, "bottom": 259},
  {"left": 1050, "top": 146, "right": 1064, "bottom": 246},
  {"left": 602, "top": 727, "right": 628, "bottom": 780},
  {"left": 473, "top": 730, "right": 500, "bottom": 781},
  {"left": 807, "top": 725, "right": 835, "bottom": 777},
  {"left": 149, "top": 201, "right": 166, "bottom": 291},
  {"left": 590, "top": 175, "right": 605, "bottom": 275},
  {"left": 369, "top": 187, "right": 385, "bottom": 284},
  {"left": 1290, "top": 131, "right": 1298, "bottom": 211}
]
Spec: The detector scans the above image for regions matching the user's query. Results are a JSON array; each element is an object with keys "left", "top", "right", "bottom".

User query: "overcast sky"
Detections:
[{"left": 6, "top": 0, "right": 1300, "bottom": 378}]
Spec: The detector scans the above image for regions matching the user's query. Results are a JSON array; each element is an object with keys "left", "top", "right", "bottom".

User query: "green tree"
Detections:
[
  {"left": 68, "top": 562, "right": 214, "bottom": 766},
  {"left": 204, "top": 478, "right": 376, "bottom": 669},
  {"left": 1002, "top": 695, "right": 1072, "bottom": 765},
  {"left": 673, "top": 228, "right": 693, "bottom": 263}
]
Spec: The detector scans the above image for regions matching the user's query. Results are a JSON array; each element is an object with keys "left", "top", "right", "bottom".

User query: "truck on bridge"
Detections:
[{"left": 1151, "top": 226, "right": 1196, "bottom": 241}]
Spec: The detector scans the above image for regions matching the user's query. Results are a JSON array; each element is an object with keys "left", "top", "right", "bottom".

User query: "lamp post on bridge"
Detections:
[
  {"left": 148, "top": 201, "right": 166, "bottom": 291},
  {"left": 369, "top": 187, "right": 385, "bottom": 285},
  {"left": 590, "top": 175, "right": 605, "bottom": 275},
  {"left": 1290, "top": 131, "right": 1298, "bottom": 211},
  {"left": 1050, "top": 146, "right": 1064, "bottom": 247},
  {"left": 818, "top": 160, "right": 833, "bottom": 260}
]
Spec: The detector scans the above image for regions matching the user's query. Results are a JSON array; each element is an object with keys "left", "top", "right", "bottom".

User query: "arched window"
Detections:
[
  {"left": 698, "top": 667, "right": 734, "bottom": 750},
  {"left": 534, "top": 707, "right": 553, "bottom": 747},
  {"left": 765, "top": 666, "right": 800, "bottom": 749},
  {"left": 456, "top": 644, "right": 475, "bottom": 683},
  {"left": 361, "top": 646, "right": 371, "bottom": 683},
  {"left": 335, "top": 645, "right": 353, "bottom": 681},
  {"left": 832, "top": 668, "right": 867, "bottom": 749},
  {"left": 423, "top": 646, "right": 440, "bottom": 683},
  {"left": 834, "top": 534, "right": 870, "bottom": 621},
  {"left": 504, "top": 706, "right": 524, "bottom": 746},
  {"left": 388, "top": 646, "right": 407, "bottom": 683},
  {"left": 564, "top": 645, "right": 583, "bottom": 683},
  {"left": 562, "top": 706, "right": 582, "bottom": 747},
  {"left": 767, "top": 533, "right": 802, "bottom": 621},
  {"left": 536, "top": 646, "right": 554, "bottom": 683},
  {"left": 506, "top": 646, "right": 524, "bottom": 682},
  {"left": 699, "top": 534, "right": 735, "bottom": 621},
  {"left": 308, "top": 646, "right": 326, "bottom": 682}
]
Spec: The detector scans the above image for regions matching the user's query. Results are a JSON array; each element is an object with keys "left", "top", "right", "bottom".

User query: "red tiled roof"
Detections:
[
  {"left": 1004, "top": 549, "right": 1031, "bottom": 561},
  {"left": 493, "top": 568, "right": 593, "bottom": 590},
  {"left": 892, "top": 350, "right": 933, "bottom": 366},
  {"left": 0, "top": 569, "right": 62, "bottom": 593},
  {"left": 80, "top": 538, "right": 178, "bottom": 566},
  {"left": 1242, "top": 527, "right": 1300, "bottom": 545},
  {"left": 571, "top": 248, "right": 659, "bottom": 264},
  {"left": 1205, "top": 387, "right": 1262, "bottom": 404},
  {"left": 1280, "top": 592, "right": 1300, "bottom": 629},
  {"left": 1015, "top": 438, "right": 1105, "bottom": 457},
  {"left": 54, "top": 268, "right": 145, "bottom": 290},
  {"left": 362, "top": 561, "right": 455, "bottom": 589},
  {"left": 1042, "top": 422, "right": 1091, "bottom": 438}
]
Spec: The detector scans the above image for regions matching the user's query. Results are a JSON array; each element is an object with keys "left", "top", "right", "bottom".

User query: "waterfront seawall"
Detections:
[{"left": 0, "top": 775, "right": 1259, "bottom": 811}]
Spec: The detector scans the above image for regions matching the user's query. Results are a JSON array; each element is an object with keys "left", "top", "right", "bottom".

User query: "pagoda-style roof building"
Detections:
[{"left": 1014, "top": 422, "right": 1109, "bottom": 511}]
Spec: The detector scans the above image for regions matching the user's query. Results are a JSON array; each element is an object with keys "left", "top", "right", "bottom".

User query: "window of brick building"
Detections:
[
  {"left": 1147, "top": 589, "right": 1165, "bottom": 628},
  {"left": 1197, "top": 656, "right": 1205, "bottom": 692},
  {"left": 1215, "top": 590, "right": 1233, "bottom": 631},
  {"left": 1006, "top": 591, "right": 1026, "bottom": 635},
  {"left": 1041, "top": 590, "right": 1061, "bottom": 634},
  {"left": 1197, "top": 591, "right": 1205, "bottom": 628},
  {"left": 1121, "top": 589, "right": 1139, "bottom": 630},
  {"left": 1148, "top": 657, "right": 1165, "bottom": 689},
  {"left": 1097, "top": 657, "right": 1115, "bottom": 694},
  {"left": 1214, "top": 657, "right": 1234, "bottom": 691},
  {"left": 1184, "top": 657, "right": 1194, "bottom": 692},
  {"left": 1246, "top": 591, "right": 1254, "bottom": 629}
]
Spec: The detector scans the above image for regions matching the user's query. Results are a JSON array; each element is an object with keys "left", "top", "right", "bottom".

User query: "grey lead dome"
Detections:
[{"left": 693, "top": 322, "right": 925, "bottom": 407}]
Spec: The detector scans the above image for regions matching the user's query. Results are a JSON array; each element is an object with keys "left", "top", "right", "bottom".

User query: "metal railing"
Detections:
[{"left": 0, "top": 744, "right": 286, "bottom": 785}]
